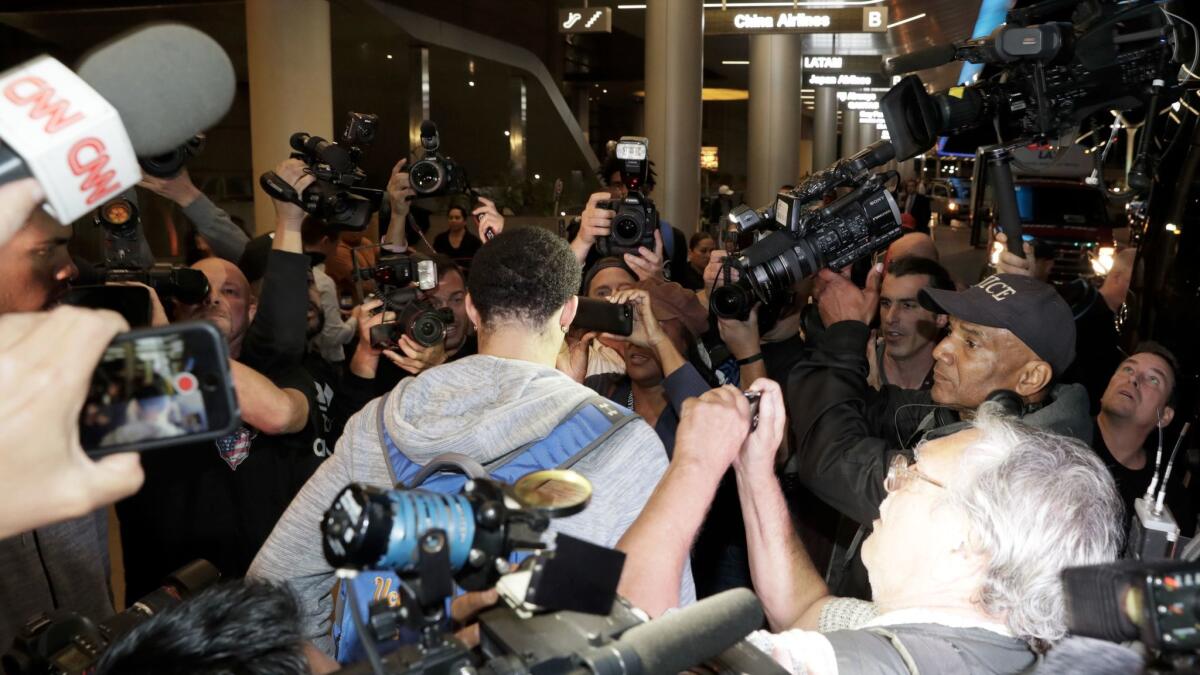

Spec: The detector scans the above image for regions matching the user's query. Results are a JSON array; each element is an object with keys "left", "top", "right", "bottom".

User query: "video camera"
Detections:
[
  {"left": 356, "top": 253, "right": 452, "bottom": 349},
  {"left": 883, "top": 0, "right": 1179, "bottom": 160},
  {"left": 323, "top": 471, "right": 783, "bottom": 675},
  {"left": 66, "top": 197, "right": 211, "bottom": 326},
  {"left": 595, "top": 136, "right": 658, "bottom": 258},
  {"left": 1, "top": 560, "right": 219, "bottom": 675},
  {"left": 710, "top": 141, "right": 902, "bottom": 320},
  {"left": 259, "top": 111, "right": 383, "bottom": 231}
]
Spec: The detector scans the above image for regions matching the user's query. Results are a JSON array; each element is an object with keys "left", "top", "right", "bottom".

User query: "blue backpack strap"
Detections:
[
  {"left": 376, "top": 391, "right": 424, "bottom": 487},
  {"left": 486, "top": 397, "right": 637, "bottom": 484},
  {"left": 659, "top": 219, "right": 676, "bottom": 261}
]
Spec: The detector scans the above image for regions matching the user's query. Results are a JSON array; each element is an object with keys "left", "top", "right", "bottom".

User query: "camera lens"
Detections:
[
  {"left": 612, "top": 215, "right": 643, "bottom": 245},
  {"left": 710, "top": 283, "right": 752, "bottom": 320},
  {"left": 409, "top": 312, "right": 446, "bottom": 347},
  {"left": 410, "top": 161, "right": 443, "bottom": 194}
]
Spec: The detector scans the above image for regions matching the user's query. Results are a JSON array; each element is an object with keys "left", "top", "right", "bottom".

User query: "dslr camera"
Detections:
[
  {"left": 408, "top": 120, "right": 470, "bottom": 197},
  {"left": 259, "top": 111, "right": 383, "bottom": 231},
  {"left": 595, "top": 136, "right": 658, "bottom": 258},
  {"left": 357, "top": 254, "right": 453, "bottom": 349}
]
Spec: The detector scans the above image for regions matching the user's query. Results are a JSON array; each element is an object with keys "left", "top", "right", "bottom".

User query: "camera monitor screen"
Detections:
[{"left": 80, "top": 324, "right": 236, "bottom": 454}]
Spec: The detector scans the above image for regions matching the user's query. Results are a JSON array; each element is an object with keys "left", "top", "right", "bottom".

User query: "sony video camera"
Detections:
[
  {"left": 138, "top": 133, "right": 205, "bottom": 178},
  {"left": 882, "top": 0, "right": 1180, "bottom": 161},
  {"left": 408, "top": 120, "right": 471, "bottom": 198},
  {"left": 595, "top": 137, "right": 658, "bottom": 258},
  {"left": 259, "top": 111, "right": 383, "bottom": 231},
  {"left": 356, "top": 254, "right": 452, "bottom": 349},
  {"left": 710, "top": 142, "right": 902, "bottom": 320},
  {"left": 1064, "top": 559, "right": 1200, "bottom": 654},
  {"left": 2, "top": 560, "right": 219, "bottom": 675}
]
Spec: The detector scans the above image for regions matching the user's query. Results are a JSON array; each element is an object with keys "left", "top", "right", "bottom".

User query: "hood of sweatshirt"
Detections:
[{"left": 382, "top": 355, "right": 598, "bottom": 464}]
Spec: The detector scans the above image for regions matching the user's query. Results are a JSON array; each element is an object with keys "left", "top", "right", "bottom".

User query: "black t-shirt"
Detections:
[
  {"left": 1060, "top": 281, "right": 1121, "bottom": 414},
  {"left": 304, "top": 352, "right": 349, "bottom": 456},
  {"left": 1091, "top": 420, "right": 1194, "bottom": 534},
  {"left": 116, "top": 363, "right": 323, "bottom": 599},
  {"left": 433, "top": 231, "right": 482, "bottom": 269}
]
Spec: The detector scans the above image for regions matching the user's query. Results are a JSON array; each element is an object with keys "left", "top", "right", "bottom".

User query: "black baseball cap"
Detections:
[{"left": 919, "top": 274, "right": 1076, "bottom": 375}]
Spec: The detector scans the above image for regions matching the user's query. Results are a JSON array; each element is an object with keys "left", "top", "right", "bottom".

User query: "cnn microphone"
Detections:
[{"left": 0, "top": 23, "right": 235, "bottom": 224}]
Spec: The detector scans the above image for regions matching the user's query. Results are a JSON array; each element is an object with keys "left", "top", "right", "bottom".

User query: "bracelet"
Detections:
[{"left": 736, "top": 353, "right": 764, "bottom": 366}]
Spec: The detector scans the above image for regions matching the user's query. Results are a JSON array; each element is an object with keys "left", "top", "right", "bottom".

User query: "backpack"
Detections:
[{"left": 332, "top": 391, "right": 638, "bottom": 664}]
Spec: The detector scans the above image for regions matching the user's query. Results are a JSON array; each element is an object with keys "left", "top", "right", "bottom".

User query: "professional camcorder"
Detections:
[
  {"left": 409, "top": 120, "right": 470, "bottom": 198},
  {"left": 259, "top": 111, "right": 383, "bottom": 231},
  {"left": 66, "top": 197, "right": 211, "bottom": 326},
  {"left": 595, "top": 136, "right": 658, "bottom": 258},
  {"left": 357, "top": 253, "right": 452, "bottom": 349},
  {"left": 1, "top": 560, "right": 219, "bottom": 675},
  {"left": 323, "top": 471, "right": 783, "bottom": 675},
  {"left": 711, "top": 142, "right": 902, "bottom": 320}
]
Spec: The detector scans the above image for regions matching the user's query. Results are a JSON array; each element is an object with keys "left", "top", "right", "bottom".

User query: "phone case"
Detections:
[{"left": 572, "top": 297, "right": 634, "bottom": 337}]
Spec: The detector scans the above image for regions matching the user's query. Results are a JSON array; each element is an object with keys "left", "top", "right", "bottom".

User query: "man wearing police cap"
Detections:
[{"left": 788, "top": 266, "right": 1092, "bottom": 595}]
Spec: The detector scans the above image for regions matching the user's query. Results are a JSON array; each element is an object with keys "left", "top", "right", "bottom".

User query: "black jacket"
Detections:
[{"left": 789, "top": 320, "right": 1094, "bottom": 527}]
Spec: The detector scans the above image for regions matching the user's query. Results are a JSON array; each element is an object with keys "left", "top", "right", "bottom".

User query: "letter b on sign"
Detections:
[{"left": 864, "top": 8, "right": 887, "bottom": 31}]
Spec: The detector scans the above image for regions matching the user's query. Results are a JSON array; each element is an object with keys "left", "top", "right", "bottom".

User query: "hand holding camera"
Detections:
[
  {"left": 674, "top": 385, "right": 759, "bottom": 477},
  {"left": 473, "top": 195, "right": 504, "bottom": 241},
  {"left": 0, "top": 307, "right": 145, "bottom": 538},
  {"left": 733, "top": 379, "right": 784, "bottom": 477},
  {"left": 268, "top": 157, "right": 316, "bottom": 228},
  {"left": 814, "top": 262, "right": 883, "bottom": 328},
  {"left": 622, "top": 228, "right": 665, "bottom": 282},
  {"left": 572, "top": 191, "right": 617, "bottom": 262},
  {"left": 137, "top": 166, "right": 205, "bottom": 209}
]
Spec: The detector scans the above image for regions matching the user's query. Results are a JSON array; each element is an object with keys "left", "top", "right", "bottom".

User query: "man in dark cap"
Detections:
[{"left": 789, "top": 267, "right": 1092, "bottom": 596}]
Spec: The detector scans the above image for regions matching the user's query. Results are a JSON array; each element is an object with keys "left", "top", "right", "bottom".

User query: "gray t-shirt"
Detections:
[{"left": 249, "top": 355, "right": 695, "bottom": 654}]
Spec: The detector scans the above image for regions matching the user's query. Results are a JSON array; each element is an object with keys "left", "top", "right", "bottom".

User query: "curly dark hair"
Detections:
[
  {"left": 95, "top": 580, "right": 310, "bottom": 675},
  {"left": 466, "top": 226, "right": 580, "bottom": 330}
]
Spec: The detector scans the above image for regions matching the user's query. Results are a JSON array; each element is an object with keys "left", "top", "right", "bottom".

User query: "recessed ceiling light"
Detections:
[{"left": 722, "top": 60, "right": 750, "bottom": 65}]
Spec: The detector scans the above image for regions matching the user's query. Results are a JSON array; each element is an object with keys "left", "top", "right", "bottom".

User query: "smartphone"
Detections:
[
  {"left": 63, "top": 285, "right": 153, "bottom": 328},
  {"left": 572, "top": 297, "right": 633, "bottom": 337},
  {"left": 80, "top": 322, "right": 240, "bottom": 457}
]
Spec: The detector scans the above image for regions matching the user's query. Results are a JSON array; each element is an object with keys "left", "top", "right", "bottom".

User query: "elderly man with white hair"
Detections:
[{"left": 729, "top": 385, "right": 1124, "bottom": 673}]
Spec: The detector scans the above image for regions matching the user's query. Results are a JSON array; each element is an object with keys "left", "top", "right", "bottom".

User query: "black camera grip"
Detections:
[
  {"left": 259, "top": 170, "right": 300, "bottom": 205},
  {"left": 986, "top": 149, "right": 1026, "bottom": 258}
]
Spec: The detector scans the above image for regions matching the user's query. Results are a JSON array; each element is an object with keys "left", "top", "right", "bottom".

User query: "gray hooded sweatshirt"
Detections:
[{"left": 249, "top": 354, "right": 695, "bottom": 653}]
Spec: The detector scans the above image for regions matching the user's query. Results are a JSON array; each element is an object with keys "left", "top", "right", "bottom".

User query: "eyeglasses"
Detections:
[{"left": 884, "top": 453, "right": 945, "bottom": 494}]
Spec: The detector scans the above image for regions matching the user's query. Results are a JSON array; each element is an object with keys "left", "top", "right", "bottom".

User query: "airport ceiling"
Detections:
[{"left": 0, "top": 0, "right": 983, "bottom": 96}]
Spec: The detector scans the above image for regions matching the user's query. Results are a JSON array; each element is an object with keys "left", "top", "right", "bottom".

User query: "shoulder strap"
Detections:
[{"left": 865, "top": 628, "right": 921, "bottom": 675}]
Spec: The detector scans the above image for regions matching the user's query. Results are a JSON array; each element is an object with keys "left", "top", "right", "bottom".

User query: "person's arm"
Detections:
[
  {"left": 719, "top": 306, "right": 767, "bottom": 388},
  {"left": 788, "top": 266, "right": 907, "bottom": 525},
  {"left": 382, "top": 159, "right": 414, "bottom": 252},
  {"left": 315, "top": 271, "right": 356, "bottom": 354},
  {"left": 614, "top": 386, "right": 754, "bottom": 617},
  {"left": 239, "top": 159, "right": 314, "bottom": 369},
  {"left": 140, "top": 168, "right": 250, "bottom": 262},
  {"left": 734, "top": 379, "right": 834, "bottom": 632},
  {"left": 571, "top": 192, "right": 616, "bottom": 265},
  {"left": 230, "top": 360, "right": 309, "bottom": 435}
]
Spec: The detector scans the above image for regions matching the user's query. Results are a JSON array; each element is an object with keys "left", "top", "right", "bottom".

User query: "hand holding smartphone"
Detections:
[
  {"left": 571, "top": 296, "right": 634, "bottom": 337},
  {"left": 80, "top": 322, "right": 240, "bottom": 456}
]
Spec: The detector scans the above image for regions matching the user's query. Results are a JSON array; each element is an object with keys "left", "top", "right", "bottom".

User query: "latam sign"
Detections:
[
  {"left": 706, "top": 7, "right": 887, "bottom": 35},
  {"left": 0, "top": 56, "right": 139, "bottom": 224}
]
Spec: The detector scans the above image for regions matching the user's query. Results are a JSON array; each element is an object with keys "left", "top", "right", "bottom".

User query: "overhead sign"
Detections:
[
  {"left": 706, "top": 7, "right": 887, "bottom": 35},
  {"left": 559, "top": 7, "right": 612, "bottom": 34},
  {"left": 804, "top": 72, "right": 888, "bottom": 88},
  {"left": 803, "top": 55, "right": 884, "bottom": 74},
  {"left": 700, "top": 146, "right": 719, "bottom": 171}
]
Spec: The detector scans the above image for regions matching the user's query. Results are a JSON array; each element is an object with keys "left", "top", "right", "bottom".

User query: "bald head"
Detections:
[
  {"left": 888, "top": 232, "right": 939, "bottom": 263},
  {"left": 179, "top": 257, "right": 256, "bottom": 355}
]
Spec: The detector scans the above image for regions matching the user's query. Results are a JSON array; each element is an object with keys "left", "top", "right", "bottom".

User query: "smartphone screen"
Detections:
[{"left": 80, "top": 322, "right": 239, "bottom": 456}]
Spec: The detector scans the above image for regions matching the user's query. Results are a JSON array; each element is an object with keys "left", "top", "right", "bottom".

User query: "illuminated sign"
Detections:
[
  {"left": 706, "top": 7, "right": 887, "bottom": 35},
  {"left": 804, "top": 72, "right": 888, "bottom": 88},
  {"left": 700, "top": 146, "right": 719, "bottom": 171},
  {"left": 558, "top": 7, "right": 612, "bottom": 34},
  {"left": 803, "top": 55, "right": 883, "bottom": 73}
]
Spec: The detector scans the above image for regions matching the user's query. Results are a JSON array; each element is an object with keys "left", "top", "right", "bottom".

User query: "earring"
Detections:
[{"left": 560, "top": 324, "right": 569, "bottom": 333}]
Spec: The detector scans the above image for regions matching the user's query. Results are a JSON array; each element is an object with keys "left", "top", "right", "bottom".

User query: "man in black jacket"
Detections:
[{"left": 792, "top": 269, "right": 1092, "bottom": 594}]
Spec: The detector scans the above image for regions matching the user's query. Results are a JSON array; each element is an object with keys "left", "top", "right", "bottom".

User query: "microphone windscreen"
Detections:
[
  {"left": 617, "top": 588, "right": 764, "bottom": 675},
  {"left": 419, "top": 120, "right": 437, "bottom": 138},
  {"left": 77, "top": 23, "right": 235, "bottom": 156},
  {"left": 885, "top": 44, "right": 958, "bottom": 76}
]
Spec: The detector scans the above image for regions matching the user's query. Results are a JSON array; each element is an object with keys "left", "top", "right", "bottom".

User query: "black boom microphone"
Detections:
[{"left": 886, "top": 43, "right": 957, "bottom": 75}]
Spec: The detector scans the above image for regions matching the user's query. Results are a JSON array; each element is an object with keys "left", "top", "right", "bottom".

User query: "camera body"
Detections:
[
  {"left": 711, "top": 168, "right": 902, "bottom": 318},
  {"left": 2, "top": 561, "right": 219, "bottom": 675},
  {"left": 138, "top": 133, "right": 205, "bottom": 178},
  {"left": 368, "top": 296, "right": 455, "bottom": 349},
  {"left": 355, "top": 254, "right": 437, "bottom": 291},
  {"left": 596, "top": 137, "right": 659, "bottom": 258},
  {"left": 409, "top": 120, "right": 469, "bottom": 197},
  {"left": 259, "top": 111, "right": 382, "bottom": 231}
]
